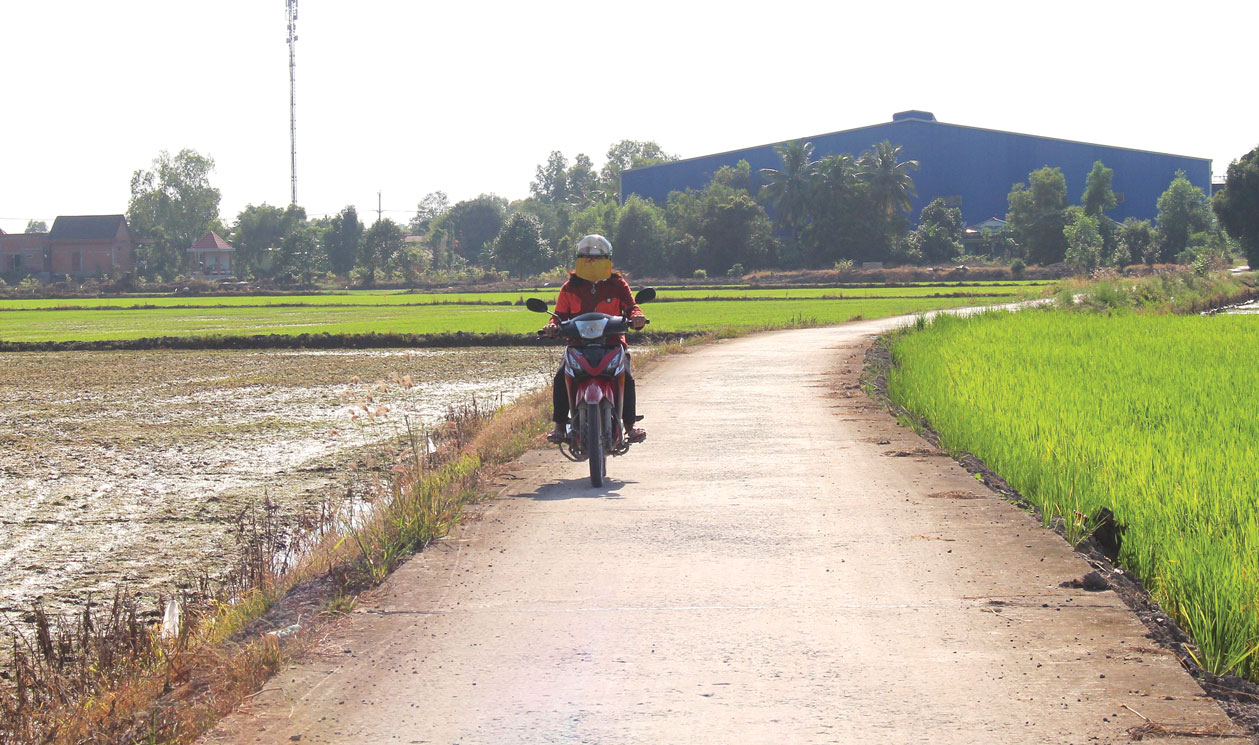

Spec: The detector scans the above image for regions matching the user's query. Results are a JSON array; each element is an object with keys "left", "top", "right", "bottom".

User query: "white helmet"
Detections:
[{"left": 576, "top": 234, "right": 612, "bottom": 258}]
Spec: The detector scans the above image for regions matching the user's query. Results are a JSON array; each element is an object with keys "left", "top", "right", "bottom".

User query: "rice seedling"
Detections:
[{"left": 887, "top": 309, "right": 1259, "bottom": 681}]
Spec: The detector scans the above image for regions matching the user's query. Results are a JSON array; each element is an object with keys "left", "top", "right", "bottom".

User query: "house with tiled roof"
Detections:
[
  {"left": 47, "top": 215, "right": 134, "bottom": 277},
  {"left": 187, "top": 231, "right": 236, "bottom": 278},
  {"left": 0, "top": 214, "right": 135, "bottom": 280}
]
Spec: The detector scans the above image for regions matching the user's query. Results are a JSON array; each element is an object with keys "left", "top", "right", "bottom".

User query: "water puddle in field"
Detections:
[
  {"left": 1221, "top": 301, "right": 1259, "bottom": 315},
  {"left": 0, "top": 347, "right": 556, "bottom": 619}
]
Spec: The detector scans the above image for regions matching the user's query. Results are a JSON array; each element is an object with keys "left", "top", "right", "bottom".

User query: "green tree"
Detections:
[
  {"left": 359, "top": 219, "right": 405, "bottom": 286},
  {"left": 666, "top": 183, "right": 773, "bottom": 275},
  {"left": 1118, "top": 218, "right": 1159, "bottom": 265},
  {"left": 433, "top": 194, "right": 508, "bottom": 264},
  {"left": 712, "top": 160, "right": 752, "bottom": 191},
  {"left": 408, "top": 191, "right": 449, "bottom": 234},
  {"left": 600, "top": 140, "right": 677, "bottom": 194},
  {"left": 491, "top": 212, "right": 552, "bottom": 277},
  {"left": 127, "top": 148, "right": 222, "bottom": 277},
  {"left": 856, "top": 140, "right": 919, "bottom": 217},
  {"left": 231, "top": 203, "right": 306, "bottom": 277},
  {"left": 530, "top": 151, "right": 569, "bottom": 205},
  {"left": 513, "top": 197, "right": 572, "bottom": 258},
  {"left": 322, "top": 205, "right": 364, "bottom": 275},
  {"left": 1006, "top": 167, "right": 1068, "bottom": 265},
  {"left": 24, "top": 220, "right": 47, "bottom": 233},
  {"left": 568, "top": 200, "right": 619, "bottom": 248},
  {"left": 613, "top": 196, "right": 668, "bottom": 274},
  {"left": 1155, "top": 171, "right": 1212, "bottom": 260},
  {"left": 275, "top": 223, "right": 326, "bottom": 285},
  {"left": 758, "top": 140, "right": 817, "bottom": 243},
  {"left": 566, "top": 154, "right": 601, "bottom": 209},
  {"left": 1081, "top": 161, "right": 1121, "bottom": 261},
  {"left": 1212, "top": 144, "right": 1259, "bottom": 269},
  {"left": 1063, "top": 207, "right": 1104, "bottom": 272},
  {"left": 1081, "top": 160, "right": 1117, "bottom": 216},
  {"left": 905, "top": 198, "right": 964, "bottom": 265},
  {"left": 800, "top": 153, "right": 883, "bottom": 266}
]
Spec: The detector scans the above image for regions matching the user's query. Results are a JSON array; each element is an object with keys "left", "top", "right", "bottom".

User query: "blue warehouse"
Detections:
[{"left": 620, "top": 111, "right": 1212, "bottom": 226}]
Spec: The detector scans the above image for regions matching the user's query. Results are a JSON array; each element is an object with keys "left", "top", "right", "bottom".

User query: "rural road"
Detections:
[{"left": 205, "top": 317, "right": 1243, "bottom": 744}]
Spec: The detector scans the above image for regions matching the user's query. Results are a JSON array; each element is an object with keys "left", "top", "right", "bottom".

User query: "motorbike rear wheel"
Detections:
[{"left": 586, "top": 401, "right": 605, "bottom": 487}]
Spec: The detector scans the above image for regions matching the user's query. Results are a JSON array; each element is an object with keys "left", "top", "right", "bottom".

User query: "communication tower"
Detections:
[{"left": 286, "top": 0, "right": 298, "bottom": 206}]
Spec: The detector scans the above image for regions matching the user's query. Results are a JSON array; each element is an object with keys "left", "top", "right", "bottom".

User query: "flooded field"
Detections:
[{"left": 0, "top": 347, "right": 556, "bottom": 619}]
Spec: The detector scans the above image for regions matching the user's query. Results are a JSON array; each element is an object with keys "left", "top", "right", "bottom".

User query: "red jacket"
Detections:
[{"left": 551, "top": 273, "right": 644, "bottom": 346}]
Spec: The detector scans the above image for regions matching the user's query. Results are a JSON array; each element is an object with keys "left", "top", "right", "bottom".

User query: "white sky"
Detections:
[{"left": 1, "top": 1, "right": 1255, "bottom": 235}]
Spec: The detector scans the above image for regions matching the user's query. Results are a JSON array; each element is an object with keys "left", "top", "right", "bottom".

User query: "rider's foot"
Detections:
[
  {"left": 546, "top": 425, "right": 566, "bottom": 444},
  {"left": 626, "top": 427, "right": 646, "bottom": 444}
]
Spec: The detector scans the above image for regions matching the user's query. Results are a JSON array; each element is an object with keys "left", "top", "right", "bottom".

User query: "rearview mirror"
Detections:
[
  {"left": 525, "top": 298, "right": 549, "bottom": 313},
  {"left": 634, "top": 287, "right": 657, "bottom": 304}
]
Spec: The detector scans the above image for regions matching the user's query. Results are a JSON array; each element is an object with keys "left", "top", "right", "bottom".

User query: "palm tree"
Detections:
[
  {"left": 758, "top": 140, "right": 817, "bottom": 240},
  {"left": 857, "top": 140, "right": 919, "bottom": 217}
]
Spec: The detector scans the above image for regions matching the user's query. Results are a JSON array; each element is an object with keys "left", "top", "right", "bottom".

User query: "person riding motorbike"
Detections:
[{"left": 543, "top": 234, "right": 647, "bottom": 444}]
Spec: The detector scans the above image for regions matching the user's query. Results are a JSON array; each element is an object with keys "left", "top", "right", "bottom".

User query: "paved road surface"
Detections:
[{"left": 205, "top": 318, "right": 1243, "bottom": 744}]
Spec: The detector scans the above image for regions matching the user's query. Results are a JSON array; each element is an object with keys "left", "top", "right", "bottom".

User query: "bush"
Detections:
[
  {"left": 1010, "top": 258, "right": 1026, "bottom": 279},
  {"left": 692, "top": 269, "right": 708, "bottom": 279},
  {"left": 727, "top": 263, "right": 745, "bottom": 277}
]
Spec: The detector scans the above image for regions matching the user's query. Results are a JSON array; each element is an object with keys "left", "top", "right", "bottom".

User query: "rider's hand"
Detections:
[
  {"left": 542, "top": 324, "right": 559, "bottom": 338},
  {"left": 631, "top": 317, "right": 646, "bottom": 330}
]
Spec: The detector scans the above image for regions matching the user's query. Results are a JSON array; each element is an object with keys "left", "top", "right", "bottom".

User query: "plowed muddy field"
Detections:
[{"left": 0, "top": 347, "right": 555, "bottom": 620}]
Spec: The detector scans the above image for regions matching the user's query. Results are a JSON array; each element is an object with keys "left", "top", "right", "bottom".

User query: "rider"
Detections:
[{"left": 544, "top": 234, "right": 647, "bottom": 445}]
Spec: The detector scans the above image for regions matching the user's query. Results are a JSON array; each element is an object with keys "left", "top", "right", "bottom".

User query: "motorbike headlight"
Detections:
[
  {"left": 574, "top": 318, "right": 609, "bottom": 339},
  {"left": 565, "top": 347, "right": 582, "bottom": 374}
]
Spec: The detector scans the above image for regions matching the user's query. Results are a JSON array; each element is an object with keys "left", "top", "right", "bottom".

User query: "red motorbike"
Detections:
[{"left": 527, "top": 288, "right": 655, "bottom": 487}]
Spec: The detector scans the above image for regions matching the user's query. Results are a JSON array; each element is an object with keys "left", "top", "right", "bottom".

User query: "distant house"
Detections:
[
  {"left": 0, "top": 214, "right": 135, "bottom": 280},
  {"left": 187, "top": 231, "right": 236, "bottom": 278},
  {"left": 0, "top": 229, "right": 49, "bottom": 276}
]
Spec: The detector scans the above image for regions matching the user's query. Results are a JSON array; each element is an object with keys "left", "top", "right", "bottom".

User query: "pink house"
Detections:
[{"left": 187, "top": 232, "right": 236, "bottom": 278}]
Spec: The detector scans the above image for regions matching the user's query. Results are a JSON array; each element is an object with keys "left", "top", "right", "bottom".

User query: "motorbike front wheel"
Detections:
[{"left": 586, "top": 401, "right": 606, "bottom": 487}]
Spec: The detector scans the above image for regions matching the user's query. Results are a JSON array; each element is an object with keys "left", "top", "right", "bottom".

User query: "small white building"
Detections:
[{"left": 188, "top": 232, "right": 236, "bottom": 278}]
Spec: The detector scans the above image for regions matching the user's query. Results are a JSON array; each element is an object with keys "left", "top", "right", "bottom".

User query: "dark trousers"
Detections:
[{"left": 552, "top": 366, "right": 637, "bottom": 428}]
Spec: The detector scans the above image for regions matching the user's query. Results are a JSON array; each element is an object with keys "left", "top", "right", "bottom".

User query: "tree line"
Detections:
[{"left": 121, "top": 138, "right": 1259, "bottom": 284}]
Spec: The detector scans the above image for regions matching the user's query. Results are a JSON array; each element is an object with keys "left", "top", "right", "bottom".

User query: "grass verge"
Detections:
[{"left": 876, "top": 272, "right": 1259, "bottom": 687}]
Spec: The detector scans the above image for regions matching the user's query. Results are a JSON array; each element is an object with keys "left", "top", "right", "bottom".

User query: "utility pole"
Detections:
[
  {"left": 286, "top": 0, "right": 298, "bottom": 206},
  {"left": 377, "top": 191, "right": 383, "bottom": 224}
]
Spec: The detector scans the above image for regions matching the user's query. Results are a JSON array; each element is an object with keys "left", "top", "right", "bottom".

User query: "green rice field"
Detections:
[
  {"left": 0, "top": 289, "right": 1028, "bottom": 343},
  {"left": 887, "top": 309, "right": 1259, "bottom": 680},
  {"left": 0, "top": 282, "right": 1043, "bottom": 311}
]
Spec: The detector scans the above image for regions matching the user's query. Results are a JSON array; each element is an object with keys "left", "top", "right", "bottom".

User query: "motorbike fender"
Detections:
[{"left": 579, "top": 379, "right": 616, "bottom": 405}]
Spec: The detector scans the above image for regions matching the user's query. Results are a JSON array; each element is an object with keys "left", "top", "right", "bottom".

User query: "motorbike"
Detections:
[{"left": 526, "top": 288, "right": 656, "bottom": 487}]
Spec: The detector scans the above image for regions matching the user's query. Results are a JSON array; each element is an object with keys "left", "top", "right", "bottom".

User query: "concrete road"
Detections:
[{"left": 205, "top": 319, "right": 1243, "bottom": 744}]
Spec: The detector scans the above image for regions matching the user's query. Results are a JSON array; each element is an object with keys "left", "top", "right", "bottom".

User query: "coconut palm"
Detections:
[
  {"left": 758, "top": 140, "right": 817, "bottom": 240},
  {"left": 857, "top": 140, "right": 919, "bottom": 216}
]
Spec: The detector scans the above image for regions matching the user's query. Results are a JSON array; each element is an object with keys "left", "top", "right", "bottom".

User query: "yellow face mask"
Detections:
[{"left": 575, "top": 256, "right": 612, "bottom": 283}]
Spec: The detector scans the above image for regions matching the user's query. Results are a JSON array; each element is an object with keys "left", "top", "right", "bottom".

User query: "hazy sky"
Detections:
[{"left": 2, "top": 1, "right": 1255, "bottom": 234}]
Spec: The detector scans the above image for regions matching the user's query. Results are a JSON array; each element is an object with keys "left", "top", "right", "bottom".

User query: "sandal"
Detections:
[
  {"left": 626, "top": 427, "right": 647, "bottom": 444},
  {"left": 546, "top": 429, "right": 566, "bottom": 444}
]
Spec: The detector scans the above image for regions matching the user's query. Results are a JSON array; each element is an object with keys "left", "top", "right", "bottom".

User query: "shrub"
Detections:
[
  {"left": 692, "top": 269, "right": 708, "bottom": 279},
  {"left": 1010, "top": 258, "right": 1026, "bottom": 279}
]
